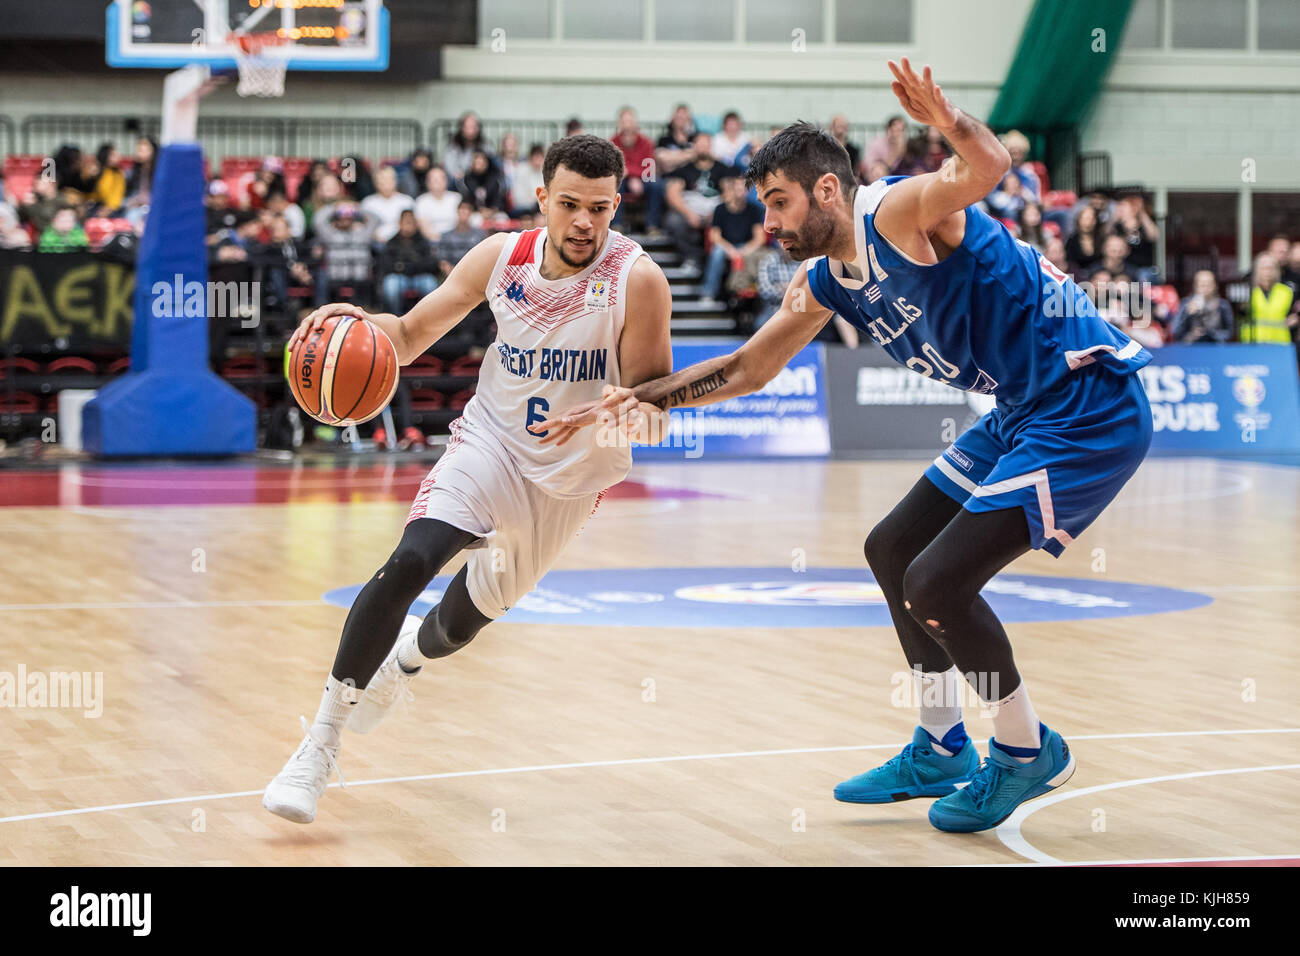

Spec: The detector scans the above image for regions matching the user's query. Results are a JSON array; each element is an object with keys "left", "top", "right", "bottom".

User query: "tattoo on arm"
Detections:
[{"left": 654, "top": 368, "right": 728, "bottom": 410}]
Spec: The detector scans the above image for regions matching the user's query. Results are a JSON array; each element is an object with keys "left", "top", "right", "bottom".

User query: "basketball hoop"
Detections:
[{"left": 228, "top": 31, "right": 290, "bottom": 98}]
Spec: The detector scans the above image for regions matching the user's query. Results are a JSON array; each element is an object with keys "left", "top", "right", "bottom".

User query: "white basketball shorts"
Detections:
[{"left": 406, "top": 416, "right": 605, "bottom": 619}]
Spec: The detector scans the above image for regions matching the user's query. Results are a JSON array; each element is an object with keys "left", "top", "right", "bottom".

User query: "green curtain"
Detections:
[{"left": 988, "top": 0, "right": 1135, "bottom": 154}]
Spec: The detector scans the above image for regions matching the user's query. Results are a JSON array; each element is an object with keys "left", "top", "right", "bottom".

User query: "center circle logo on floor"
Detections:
[{"left": 322, "top": 567, "right": 1212, "bottom": 627}]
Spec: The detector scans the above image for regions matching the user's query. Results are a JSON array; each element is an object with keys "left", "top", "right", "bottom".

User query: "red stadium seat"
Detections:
[
  {"left": 3, "top": 154, "right": 48, "bottom": 203},
  {"left": 0, "top": 392, "right": 40, "bottom": 413},
  {"left": 220, "top": 356, "right": 264, "bottom": 379},
  {"left": 405, "top": 354, "right": 443, "bottom": 375},
  {"left": 45, "top": 357, "right": 98, "bottom": 375},
  {"left": 447, "top": 355, "right": 481, "bottom": 377},
  {"left": 410, "top": 388, "right": 446, "bottom": 411},
  {"left": 1029, "top": 161, "right": 1050, "bottom": 194},
  {"left": 105, "top": 357, "right": 131, "bottom": 376},
  {"left": 0, "top": 357, "right": 41, "bottom": 378},
  {"left": 447, "top": 388, "right": 476, "bottom": 410}
]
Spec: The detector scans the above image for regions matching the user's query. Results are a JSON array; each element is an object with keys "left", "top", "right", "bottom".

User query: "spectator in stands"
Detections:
[
  {"left": 38, "top": 207, "right": 89, "bottom": 253},
  {"left": 299, "top": 160, "right": 331, "bottom": 206},
  {"left": 1285, "top": 241, "right": 1300, "bottom": 290},
  {"left": 18, "top": 176, "right": 67, "bottom": 237},
  {"left": 1088, "top": 269, "right": 1113, "bottom": 318},
  {"left": 508, "top": 145, "right": 545, "bottom": 217},
  {"left": 0, "top": 175, "right": 31, "bottom": 249},
  {"left": 921, "top": 126, "right": 953, "bottom": 173},
  {"left": 339, "top": 154, "right": 375, "bottom": 201},
  {"left": 985, "top": 172, "right": 1028, "bottom": 221},
  {"left": 565, "top": 118, "right": 584, "bottom": 137},
  {"left": 1110, "top": 190, "right": 1158, "bottom": 282},
  {"left": 265, "top": 188, "right": 305, "bottom": 241},
  {"left": 712, "top": 112, "right": 754, "bottom": 168},
  {"left": 361, "top": 166, "right": 415, "bottom": 243},
  {"left": 308, "top": 175, "right": 347, "bottom": 237},
  {"left": 701, "top": 175, "right": 766, "bottom": 304},
  {"left": 1001, "top": 130, "right": 1041, "bottom": 200},
  {"left": 1170, "top": 270, "right": 1233, "bottom": 344},
  {"left": 246, "top": 157, "right": 287, "bottom": 212},
  {"left": 1065, "top": 205, "right": 1103, "bottom": 274},
  {"left": 250, "top": 213, "right": 313, "bottom": 317},
  {"left": 90, "top": 143, "right": 127, "bottom": 215},
  {"left": 611, "top": 107, "right": 663, "bottom": 235},
  {"left": 1096, "top": 234, "right": 1134, "bottom": 283},
  {"left": 756, "top": 245, "right": 860, "bottom": 345},
  {"left": 1017, "top": 202, "right": 1048, "bottom": 251},
  {"left": 1044, "top": 236, "right": 1069, "bottom": 274},
  {"left": 379, "top": 209, "right": 439, "bottom": 316},
  {"left": 435, "top": 201, "right": 487, "bottom": 276},
  {"left": 206, "top": 179, "right": 254, "bottom": 247},
  {"left": 1111, "top": 275, "right": 1165, "bottom": 349},
  {"left": 664, "top": 133, "right": 739, "bottom": 269},
  {"left": 312, "top": 202, "right": 377, "bottom": 307},
  {"left": 415, "top": 166, "right": 463, "bottom": 240},
  {"left": 1072, "top": 189, "right": 1113, "bottom": 232},
  {"left": 828, "top": 114, "right": 861, "bottom": 180},
  {"left": 53, "top": 145, "right": 87, "bottom": 195},
  {"left": 497, "top": 133, "right": 522, "bottom": 197},
  {"left": 460, "top": 149, "right": 508, "bottom": 217},
  {"left": 122, "top": 135, "right": 157, "bottom": 227},
  {"left": 1241, "top": 253, "right": 1298, "bottom": 344},
  {"left": 891, "top": 131, "right": 931, "bottom": 177},
  {"left": 864, "top": 159, "right": 892, "bottom": 184},
  {"left": 396, "top": 148, "right": 433, "bottom": 200},
  {"left": 655, "top": 104, "right": 698, "bottom": 175},
  {"left": 1266, "top": 234, "right": 1291, "bottom": 268},
  {"left": 864, "top": 116, "right": 907, "bottom": 176}
]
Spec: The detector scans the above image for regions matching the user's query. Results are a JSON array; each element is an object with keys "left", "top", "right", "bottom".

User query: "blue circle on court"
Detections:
[{"left": 322, "top": 567, "right": 1212, "bottom": 628}]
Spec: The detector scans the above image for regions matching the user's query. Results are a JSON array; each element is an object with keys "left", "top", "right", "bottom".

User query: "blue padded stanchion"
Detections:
[{"left": 83, "top": 143, "right": 256, "bottom": 456}]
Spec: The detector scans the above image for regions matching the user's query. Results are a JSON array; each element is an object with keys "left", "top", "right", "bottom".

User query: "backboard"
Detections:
[{"left": 106, "top": 0, "right": 389, "bottom": 71}]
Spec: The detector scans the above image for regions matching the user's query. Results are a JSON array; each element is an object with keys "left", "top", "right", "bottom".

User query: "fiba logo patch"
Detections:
[
  {"left": 1231, "top": 374, "right": 1265, "bottom": 408},
  {"left": 585, "top": 279, "right": 610, "bottom": 310}
]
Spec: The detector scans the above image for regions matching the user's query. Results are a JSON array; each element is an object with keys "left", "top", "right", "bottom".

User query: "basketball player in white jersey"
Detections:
[{"left": 263, "top": 136, "right": 673, "bottom": 823}]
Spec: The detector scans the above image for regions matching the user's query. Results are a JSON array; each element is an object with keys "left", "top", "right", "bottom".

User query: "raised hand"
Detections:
[{"left": 887, "top": 58, "right": 959, "bottom": 131}]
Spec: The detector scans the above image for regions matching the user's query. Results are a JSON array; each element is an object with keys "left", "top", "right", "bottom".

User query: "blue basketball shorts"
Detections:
[{"left": 924, "top": 364, "right": 1154, "bottom": 557}]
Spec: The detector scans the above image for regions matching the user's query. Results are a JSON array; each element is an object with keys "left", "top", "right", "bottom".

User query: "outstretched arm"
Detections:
[
  {"left": 288, "top": 232, "right": 508, "bottom": 365},
  {"left": 873, "top": 58, "right": 1011, "bottom": 258},
  {"left": 530, "top": 261, "right": 833, "bottom": 443}
]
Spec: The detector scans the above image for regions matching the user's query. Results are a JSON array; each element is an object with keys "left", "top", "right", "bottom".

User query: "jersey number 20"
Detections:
[{"left": 906, "top": 343, "right": 961, "bottom": 381}]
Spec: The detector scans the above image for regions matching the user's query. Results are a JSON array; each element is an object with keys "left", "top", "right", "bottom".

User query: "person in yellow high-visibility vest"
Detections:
[{"left": 1241, "top": 254, "right": 1298, "bottom": 344}]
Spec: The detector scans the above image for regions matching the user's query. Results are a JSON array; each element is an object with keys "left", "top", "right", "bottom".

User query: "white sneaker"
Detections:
[
  {"left": 347, "top": 614, "right": 423, "bottom": 734},
  {"left": 262, "top": 717, "right": 344, "bottom": 824}
]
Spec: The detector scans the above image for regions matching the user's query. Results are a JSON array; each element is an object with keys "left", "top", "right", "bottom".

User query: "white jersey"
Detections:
[{"left": 462, "top": 226, "right": 647, "bottom": 498}]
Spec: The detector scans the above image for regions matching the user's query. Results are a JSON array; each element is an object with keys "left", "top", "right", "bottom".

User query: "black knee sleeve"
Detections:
[{"left": 416, "top": 566, "right": 492, "bottom": 659}]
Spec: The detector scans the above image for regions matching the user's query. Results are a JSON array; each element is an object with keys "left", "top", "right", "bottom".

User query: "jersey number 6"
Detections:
[{"left": 526, "top": 396, "right": 550, "bottom": 436}]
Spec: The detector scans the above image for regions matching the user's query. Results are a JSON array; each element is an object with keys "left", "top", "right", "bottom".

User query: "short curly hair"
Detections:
[{"left": 543, "top": 134, "right": 626, "bottom": 186}]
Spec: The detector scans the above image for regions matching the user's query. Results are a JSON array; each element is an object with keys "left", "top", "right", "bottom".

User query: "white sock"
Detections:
[
  {"left": 989, "top": 682, "right": 1041, "bottom": 762},
  {"left": 394, "top": 621, "right": 428, "bottom": 673},
  {"left": 311, "top": 675, "right": 358, "bottom": 748},
  {"left": 917, "top": 667, "right": 964, "bottom": 756}
]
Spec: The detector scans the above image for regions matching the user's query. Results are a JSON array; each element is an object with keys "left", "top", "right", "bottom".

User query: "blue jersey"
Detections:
[{"left": 807, "top": 178, "right": 1151, "bottom": 409}]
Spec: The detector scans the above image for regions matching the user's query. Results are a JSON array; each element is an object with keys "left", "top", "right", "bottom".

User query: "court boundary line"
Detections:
[
  {"left": 996, "top": 763, "right": 1300, "bottom": 865},
  {"left": 1, "top": 728, "right": 1296, "bottom": 828}
]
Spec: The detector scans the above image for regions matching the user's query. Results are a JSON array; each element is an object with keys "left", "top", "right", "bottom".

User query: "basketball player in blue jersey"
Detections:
[{"left": 536, "top": 59, "right": 1154, "bottom": 832}]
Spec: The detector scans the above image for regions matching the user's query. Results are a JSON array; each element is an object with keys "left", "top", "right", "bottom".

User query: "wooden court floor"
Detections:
[{"left": 0, "top": 456, "right": 1296, "bottom": 866}]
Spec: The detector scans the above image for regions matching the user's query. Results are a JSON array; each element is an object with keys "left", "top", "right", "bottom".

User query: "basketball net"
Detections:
[{"left": 228, "top": 32, "right": 289, "bottom": 98}]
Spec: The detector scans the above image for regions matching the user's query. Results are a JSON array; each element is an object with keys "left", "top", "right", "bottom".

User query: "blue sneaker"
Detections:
[
  {"left": 928, "top": 725, "right": 1076, "bottom": 832},
  {"left": 834, "top": 727, "right": 979, "bottom": 804}
]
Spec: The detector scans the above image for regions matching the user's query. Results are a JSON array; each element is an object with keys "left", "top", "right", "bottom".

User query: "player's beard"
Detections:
[
  {"left": 556, "top": 232, "right": 602, "bottom": 269},
  {"left": 778, "top": 202, "right": 837, "bottom": 260}
]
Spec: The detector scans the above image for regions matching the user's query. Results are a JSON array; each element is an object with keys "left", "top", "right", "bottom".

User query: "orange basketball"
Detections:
[{"left": 287, "top": 315, "right": 399, "bottom": 426}]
